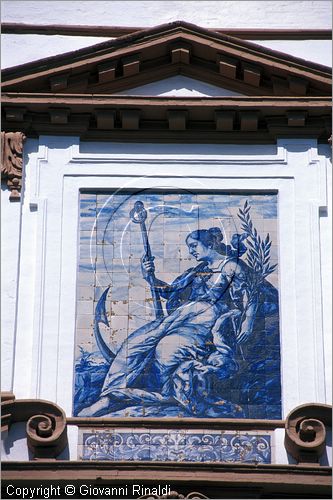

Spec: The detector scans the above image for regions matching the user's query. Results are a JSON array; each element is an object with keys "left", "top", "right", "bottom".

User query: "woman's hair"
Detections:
[
  {"left": 186, "top": 227, "right": 246, "bottom": 258},
  {"left": 186, "top": 227, "right": 228, "bottom": 255}
]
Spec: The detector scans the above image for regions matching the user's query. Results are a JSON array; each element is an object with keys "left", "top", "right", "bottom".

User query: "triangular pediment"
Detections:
[
  {"left": 1, "top": 21, "right": 331, "bottom": 145},
  {"left": 1, "top": 21, "right": 331, "bottom": 96},
  {"left": 115, "top": 76, "right": 245, "bottom": 97}
]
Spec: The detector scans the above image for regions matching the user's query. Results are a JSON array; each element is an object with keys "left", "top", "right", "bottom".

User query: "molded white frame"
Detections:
[{"left": 12, "top": 137, "right": 329, "bottom": 424}]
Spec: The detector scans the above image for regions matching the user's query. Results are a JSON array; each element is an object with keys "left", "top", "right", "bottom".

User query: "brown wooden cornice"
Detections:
[
  {"left": 2, "top": 462, "right": 331, "bottom": 497},
  {"left": 2, "top": 23, "right": 332, "bottom": 40},
  {"left": 2, "top": 94, "right": 331, "bottom": 143},
  {"left": 1, "top": 21, "right": 331, "bottom": 145},
  {"left": 2, "top": 21, "right": 331, "bottom": 97}
]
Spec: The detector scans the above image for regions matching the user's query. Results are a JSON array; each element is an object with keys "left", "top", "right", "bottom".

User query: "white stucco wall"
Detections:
[
  {"left": 1, "top": 188, "right": 22, "bottom": 391},
  {"left": 1, "top": 1, "right": 332, "bottom": 68},
  {"left": 1, "top": 35, "right": 112, "bottom": 69},
  {"left": 250, "top": 40, "right": 331, "bottom": 67},
  {"left": 2, "top": 1, "right": 331, "bottom": 28}
]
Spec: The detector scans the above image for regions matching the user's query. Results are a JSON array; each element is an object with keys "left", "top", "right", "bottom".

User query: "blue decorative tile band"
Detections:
[{"left": 80, "top": 430, "right": 271, "bottom": 463}]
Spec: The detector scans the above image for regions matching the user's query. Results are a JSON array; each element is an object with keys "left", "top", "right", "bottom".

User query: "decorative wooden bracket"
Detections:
[
  {"left": 284, "top": 403, "right": 332, "bottom": 464},
  {"left": 170, "top": 43, "right": 191, "bottom": 64},
  {"left": 122, "top": 54, "right": 140, "bottom": 77},
  {"left": 216, "top": 54, "right": 238, "bottom": 79},
  {"left": 98, "top": 61, "right": 117, "bottom": 83},
  {"left": 168, "top": 110, "right": 188, "bottom": 130},
  {"left": 1, "top": 393, "right": 67, "bottom": 459},
  {"left": 120, "top": 109, "right": 140, "bottom": 129},
  {"left": 215, "top": 110, "right": 235, "bottom": 131},
  {"left": 1, "top": 131, "right": 26, "bottom": 201},
  {"left": 95, "top": 109, "right": 116, "bottom": 129}
]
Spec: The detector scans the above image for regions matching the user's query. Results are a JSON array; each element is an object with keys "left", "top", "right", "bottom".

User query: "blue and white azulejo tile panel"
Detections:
[
  {"left": 79, "top": 429, "right": 272, "bottom": 464},
  {"left": 74, "top": 191, "right": 281, "bottom": 420}
]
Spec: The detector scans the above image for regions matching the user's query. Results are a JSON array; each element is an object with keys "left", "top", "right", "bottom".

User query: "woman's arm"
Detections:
[
  {"left": 236, "top": 290, "right": 258, "bottom": 344},
  {"left": 141, "top": 257, "right": 171, "bottom": 297},
  {"left": 222, "top": 259, "right": 258, "bottom": 344},
  {"left": 142, "top": 256, "right": 206, "bottom": 297}
]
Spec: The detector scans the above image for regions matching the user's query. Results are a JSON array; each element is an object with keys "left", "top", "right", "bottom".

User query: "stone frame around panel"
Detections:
[
  {"left": 53, "top": 177, "right": 292, "bottom": 420},
  {"left": 12, "top": 138, "right": 327, "bottom": 432}
]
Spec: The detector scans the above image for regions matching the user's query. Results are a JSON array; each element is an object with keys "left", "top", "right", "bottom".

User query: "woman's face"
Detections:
[{"left": 186, "top": 237, "right": 213, "bottom": 261}]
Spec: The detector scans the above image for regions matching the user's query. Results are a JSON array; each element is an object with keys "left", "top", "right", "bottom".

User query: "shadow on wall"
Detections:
[{"left": 2, "top": 422, "right": 33, "bottom": 460}]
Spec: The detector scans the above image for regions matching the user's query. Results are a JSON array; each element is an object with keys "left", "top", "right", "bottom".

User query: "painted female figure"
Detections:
[{"left": 78, "top": 225, "right": 280, "bottom": 418}]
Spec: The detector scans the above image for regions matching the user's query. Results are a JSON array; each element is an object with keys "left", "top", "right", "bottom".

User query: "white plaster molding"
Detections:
[
  {"left": 30, "top": 198, "right": 48, "bottom": 398},
  {"left": 317, "top": 156, "right": 328, "bottom": 210},
  {"left": 321, "top": 154, "right": 332, "bottom": 404},
  {"left": 30, "top": 144, "right": 48, "bottom": 206},
  {"left": 69, "top": 142, "right": 288, "bottom": 165},
  {"left": 12, "top": 209, "right": 38, "bottom": 398},
  {"left": 56, "top": 182, "right": 79, "bottom": 409},
  {"left": 308, "top": 201, "right": 326, "bottom": 402}
]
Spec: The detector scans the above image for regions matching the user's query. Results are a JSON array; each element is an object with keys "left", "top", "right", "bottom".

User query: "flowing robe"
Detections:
[{"left": 99, "top": 258, "right": 278, "bottom": 417}]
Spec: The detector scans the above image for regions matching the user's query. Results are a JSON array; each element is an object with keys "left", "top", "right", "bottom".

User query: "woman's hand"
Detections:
[
  {"left": 236, "top": 295, "right": 258, "bottom": 344},
  {"left": 141, "top": 255, "right": 155, "bottom": 280},
  {"left": 141, "top": 256, "right": 170, "bottom": 292},
  {"left": 192, "top": 361, "right": 215, "bottom": 375},
  {"left": 236, "top": 329, "right": 252, "bottom": 344},
  {"left": 211, "top": 309, "right": 241, "bottom": 335}
]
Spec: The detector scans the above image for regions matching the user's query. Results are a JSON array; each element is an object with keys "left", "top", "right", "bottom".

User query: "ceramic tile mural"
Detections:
[
  {"left": 79, "top": 429, "right": 272, "bottom": 463},
  {"left": 74, "top": 191, "right": 281, "bottom": 419}
]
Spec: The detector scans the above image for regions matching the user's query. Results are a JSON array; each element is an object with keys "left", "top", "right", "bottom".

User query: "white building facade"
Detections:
[{"left": 1, "top": 2, "right": 332, "bottom": 498}]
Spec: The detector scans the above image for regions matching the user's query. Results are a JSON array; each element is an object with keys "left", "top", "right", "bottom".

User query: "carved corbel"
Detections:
[
  {"left": 122, "top": 54, "right": 141, "bottom": 77},
  {"left": 168, "top": 110, "right": 188, "bottom": 130},
  {"left": 1, "top": 131, "right": 26, "bottom": 201},
  {"left": 215, "top": 110, "right": 235, "bottom": 131},
  {"left": 284, "top": 403, "right": 332, "bottom": 464},
  {"left": 170, "top": 43, "right": 191, "bottom": 64},
  {"left": 216, "top": 54, "right": 238, "bottom": 79},
  {"left": 1, "top": 394, "right": 68, "bottom": 459}
]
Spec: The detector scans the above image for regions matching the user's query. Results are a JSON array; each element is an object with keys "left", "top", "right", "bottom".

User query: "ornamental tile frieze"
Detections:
[{"left": 79, "top": 429, "right": 272, "bottom": 463}]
